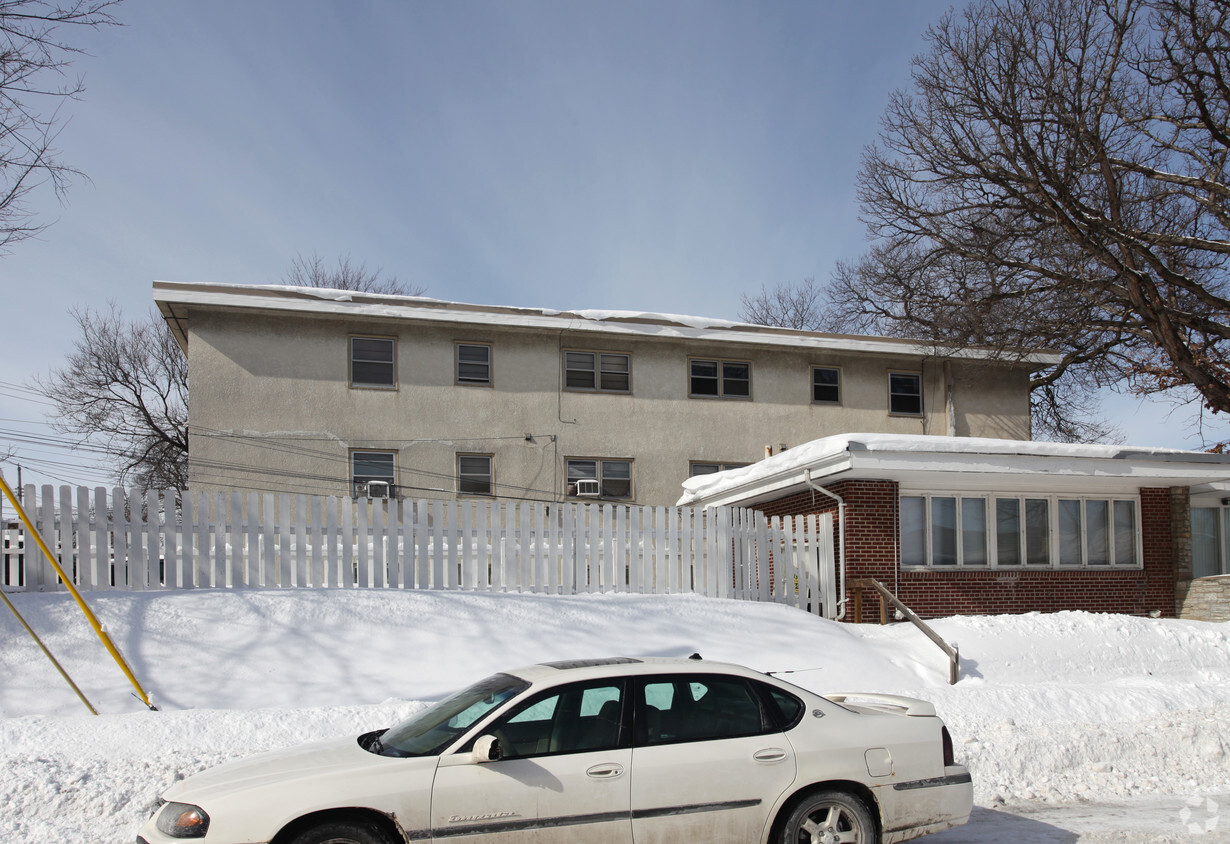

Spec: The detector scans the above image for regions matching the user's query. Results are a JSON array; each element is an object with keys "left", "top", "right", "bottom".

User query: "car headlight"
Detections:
[{"left": 155, "top": 801, "right": 211, "bottom": 838}]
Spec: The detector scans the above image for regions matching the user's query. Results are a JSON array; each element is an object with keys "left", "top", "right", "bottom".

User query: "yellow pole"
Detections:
[
  {"left": 0, "top": 587, "right": 98, "bottom": 715},
  {"left": 0, "top": 473, "right": 157, "bottom": 711}
]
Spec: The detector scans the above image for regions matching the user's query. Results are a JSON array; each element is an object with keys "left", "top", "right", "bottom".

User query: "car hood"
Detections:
[{"left": 163, "top": 735, "right": 433, "bottom": 805}]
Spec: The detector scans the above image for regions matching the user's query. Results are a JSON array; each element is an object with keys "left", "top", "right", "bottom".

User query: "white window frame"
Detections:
[
  {"left": 900, "top": 492, "right": 1142, "bottom": 570},
  {"left": 1193, "top": 505, "right": 1230, "bottom": 577},
  {"left": 563, "top": 350, "right": 631, "bottom": 393}
]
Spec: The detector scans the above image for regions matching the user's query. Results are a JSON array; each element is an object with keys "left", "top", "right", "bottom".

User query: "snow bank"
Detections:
[{"left": 0, "top": 590, "right": 1226, "bottom": 842}]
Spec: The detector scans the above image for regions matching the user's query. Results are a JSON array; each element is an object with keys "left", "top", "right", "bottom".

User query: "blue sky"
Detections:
[{"left": 0, "top": 0, "right": 1216, "bottom": 491}]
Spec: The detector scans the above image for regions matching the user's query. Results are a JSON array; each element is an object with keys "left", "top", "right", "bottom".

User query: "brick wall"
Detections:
[{"left": 756, "top": 482, "right": 1178, "bottom": 622}]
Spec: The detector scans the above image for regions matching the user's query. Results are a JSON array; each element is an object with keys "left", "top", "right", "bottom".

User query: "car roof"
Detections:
[{"left": 503, "top": 656, "right": 773, "bottom": 687}]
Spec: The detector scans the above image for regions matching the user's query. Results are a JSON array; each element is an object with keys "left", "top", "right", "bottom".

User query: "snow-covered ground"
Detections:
[{"left": 1, "top": 589, "right": 1227, "bottom": 842}]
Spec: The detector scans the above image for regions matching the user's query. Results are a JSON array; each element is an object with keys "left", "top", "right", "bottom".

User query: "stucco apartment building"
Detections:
[{"left": 154, "top": 281, "right": 1054, "bottom": 507}]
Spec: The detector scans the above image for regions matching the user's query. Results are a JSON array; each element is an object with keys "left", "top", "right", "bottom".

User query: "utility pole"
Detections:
[{"left": 15, "top": 465, "right": 20, "bottom": 504}]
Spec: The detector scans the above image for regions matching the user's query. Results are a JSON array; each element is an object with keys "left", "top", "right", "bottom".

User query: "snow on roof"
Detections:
[
  {"left": 677, "top": 433, "right": 1230, "bottom": 507},
  {"left": 152, "top": 280, "right": 1062, "bottom": 364}
]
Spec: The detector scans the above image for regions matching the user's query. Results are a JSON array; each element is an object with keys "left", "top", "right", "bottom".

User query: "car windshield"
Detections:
[{"left": 376, "top": 673, "right": 530, "bottom": 757}]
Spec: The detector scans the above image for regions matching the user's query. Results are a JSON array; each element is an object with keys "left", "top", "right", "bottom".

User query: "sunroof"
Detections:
[{"left": 541, "top": 657, "right": 643, "bottom": 670}]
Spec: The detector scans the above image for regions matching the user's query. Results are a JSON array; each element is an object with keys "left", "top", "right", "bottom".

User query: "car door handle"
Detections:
[
  {"left": 753, "top": 748, "right": 789, "bottom": 763},
  {"left": 586, "top": 763, "right": 625, "bottom": 779}
]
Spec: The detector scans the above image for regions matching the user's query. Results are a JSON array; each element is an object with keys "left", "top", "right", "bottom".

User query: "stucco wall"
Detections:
[
  {"left": 186, "top": 307, "right": 1034, "bottom": 505},
  {"left": 757, "top": 483, "right": 1178, "bottom": 621}
]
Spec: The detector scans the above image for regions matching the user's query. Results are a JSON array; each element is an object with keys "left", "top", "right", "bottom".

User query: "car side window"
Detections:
[
  {"left": 637, "top": 675, "right": 772, "bottom": 746},
  {"left": 488, "top": 681, "right": 625, "bottom": 759},
  {"left": 754, "top": 681, "right": 805, "bottom": 730}
]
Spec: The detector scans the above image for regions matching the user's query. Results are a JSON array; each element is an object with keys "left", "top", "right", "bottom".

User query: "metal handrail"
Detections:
[{"left": 851, "top": 577, "right": 960, "bottom": 685}]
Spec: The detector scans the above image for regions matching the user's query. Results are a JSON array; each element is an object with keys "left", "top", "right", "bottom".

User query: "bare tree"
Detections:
[
  {"left": 282, "top": 252, "right": 426, "bottom": 297},
  {"left": 0, "top": 1, "right": 120, "bottom": 253},
  {"left": 35, "top": 304, "right": 188, "bottom": 492},
  {"left": 828, "top": 0, "right": 1230, "bottom": 443},
  {"left": 738, "top": 278, "right": 825, "bottom": 330}
]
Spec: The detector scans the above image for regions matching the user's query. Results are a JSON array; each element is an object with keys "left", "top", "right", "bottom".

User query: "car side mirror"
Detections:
[{"left": 473, "top": 735, "right": 503, "bottom": 763}]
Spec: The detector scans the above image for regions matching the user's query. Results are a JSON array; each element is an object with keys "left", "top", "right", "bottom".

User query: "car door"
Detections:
[
  {"left": 430, "top": 679, "right": 634, "bottom": 844},
  {"left": 629, "top": 674, "right": 796, "bottom": 844}
]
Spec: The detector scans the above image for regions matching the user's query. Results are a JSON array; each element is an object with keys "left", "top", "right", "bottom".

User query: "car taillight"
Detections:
[{"left": 941, "top": 725, "right": 955, "bottom": 767}]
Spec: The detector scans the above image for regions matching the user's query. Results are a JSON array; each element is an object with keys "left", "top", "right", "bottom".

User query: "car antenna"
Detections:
[{"left": 688, "top": 653, "right": 702, "bottom": 660}]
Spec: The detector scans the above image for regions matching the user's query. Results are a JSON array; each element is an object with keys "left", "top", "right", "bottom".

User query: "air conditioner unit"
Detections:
[
  {"left": 365, "top": 481, "right": 391, "bottom": 499},
  {"left": 574, "top": 478, "right": 601, "bottom": 498}
]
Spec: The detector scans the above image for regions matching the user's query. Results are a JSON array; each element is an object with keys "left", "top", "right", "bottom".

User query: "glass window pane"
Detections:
[
  {"left": 996, "top": 499, "right": 1021, "bottom": 565},
  {"left": 567, "top": 461, "right": 597, "bottom": 482},
  {"left": 722, "top": 362, "right": 751, "bottom": 397},
  {"left": 565, "top": 352, "right": 596, "bottom": 389},
  {"left": 812, "top": 368, "right": 840, "bottom": 403},
  {"left": 351, "top": 338, "right": 394, "bottom": 386},
  {"left": 889, "top": 373, "right": 922, "bottom": 414},
  {"left": 599, "top": 355, "right": 630, "bottom": 392},
  {"left": 691, "top": 463, "right": 721, "bottom": 476},
  {"left": 1058, "top": 499, "right": 1082, "bottom": 566},
  {"left": 962, "top": 498, "right": 988, "bottom": 565},
  {"left": 1085, "top": 500, "right": 1109, "bottom": 565},
  {"left": 1114, "top": 501, "right": 1137, "bottom": 566},
  {"left": 1025, "top": 499, "right": 1050, "bottom": 565},
  {"left": 458, "top": 455, "right": 492, "bottom": 495},
  {"left": 602, "top": 461, "right": 632, "bottom": 498},
  {"left": 457, "top": 344, "right": 490, "bottom": 383},
  {"left": 691, "top": 360, "right": 719, "bottom": 396},
  {"left": 352, "top": 452, "right": 395, "bottom": 483},
  {"left": 931, "top": 497, "right": 957, "bottom": 565},
  {"left": 1193, "top": 508, "right": 1220, "bottom": 578},
  {"left": 901, "top": 496, "right": 926, "bottom": 566}
]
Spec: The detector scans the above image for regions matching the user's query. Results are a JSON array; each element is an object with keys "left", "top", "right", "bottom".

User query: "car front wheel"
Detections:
[
  {"left": 779, "top": 790, "right": 875, "bottom": 844},
  {"left": 287, "top": 818, "right": 395, "bottom": 844}
]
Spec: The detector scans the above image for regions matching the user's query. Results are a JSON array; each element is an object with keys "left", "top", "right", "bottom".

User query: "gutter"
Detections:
[{"left": 804, "top": 469, "right": 848, "bottom": 620}]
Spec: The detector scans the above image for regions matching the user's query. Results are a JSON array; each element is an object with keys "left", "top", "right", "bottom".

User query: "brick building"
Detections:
[{"left": 677, "top": 434, "right": 1230, "bottom": 622}]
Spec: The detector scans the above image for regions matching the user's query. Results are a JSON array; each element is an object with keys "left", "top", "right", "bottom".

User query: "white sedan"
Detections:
[{"left": 137, "top": 657, "right": 971, "bottom": 844}]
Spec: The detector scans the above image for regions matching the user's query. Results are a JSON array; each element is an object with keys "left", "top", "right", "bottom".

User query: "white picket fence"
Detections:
[{"left": 1, "top": 485, "right": 837, "bottom": 616}]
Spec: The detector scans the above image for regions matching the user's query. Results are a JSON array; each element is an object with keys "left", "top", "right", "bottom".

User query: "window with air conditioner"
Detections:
[
  {"left": 352, "top": 451, "right": 396, "bottom": 498},
  {"left": 566, "top": 459, "right": 633, "bottom": 500}
]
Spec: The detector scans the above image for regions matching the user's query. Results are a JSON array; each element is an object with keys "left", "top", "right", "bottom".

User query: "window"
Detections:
[
  {"left": 456, "top": 343, "right": 491, "bottom": 385},
  {"left": 902, "top": 494, "right": 1140, "bottom": 568},
  {"left": 352, "top": 451, "right": 396, "bottom": 497},
  {"left": 457, "top": 454, "right": 493, "bottom": 496},
  {"left": 637, "top": 675, "right": 770, "bottom": 746},
  {"left": 812, "top": 367, "right": 840, "bottom": 404},
  {"left": 889, "top": 372, "right": 922, "bottom": 415},
  {"left": 689, "top": 461, "right": 748, "bottom": 477},
  {"left": 567, "top": 459, "right": 633, "bottom": 499},
  {"left": 564, "top": 351, "right": 631, "bottom": 393},
  {"left": 690, "top": 359, "right": 751, "bottom": 399},
  {"left": 1193, "top": 507, "right": 1230, "bottom": 577},
  {"left": 486, "top": 681, "right": 625, "bottom": 758},
  {"left": 350, "top": 337, "right": 395, "bottom": 387}
]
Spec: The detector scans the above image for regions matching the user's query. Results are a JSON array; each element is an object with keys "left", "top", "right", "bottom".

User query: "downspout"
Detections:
[{"left": 804, "top": 469, "right": 847, "bottom": 620}]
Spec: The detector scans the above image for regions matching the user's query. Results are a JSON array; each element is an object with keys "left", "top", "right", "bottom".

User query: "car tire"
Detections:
[
  {"left": 779, "top": 789, "right": 875, "bottom": 844},
  {"left": 287, "top": 818, "right": 395, "bottom": 844}
]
